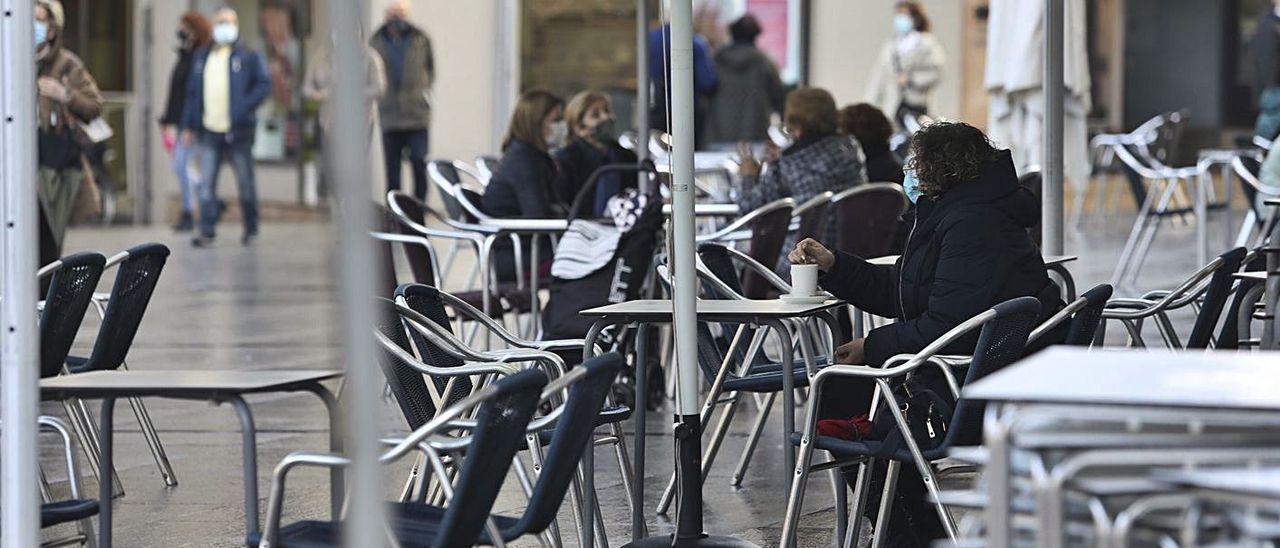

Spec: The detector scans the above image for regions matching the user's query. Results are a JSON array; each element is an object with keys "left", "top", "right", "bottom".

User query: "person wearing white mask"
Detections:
[
  {"left": 33, "top": 0, "right": 104, "bottom": 273},
  {"left": 482, "top": 89, "right": 565, "bottom": 282},
  {"left": 865, "top": 1, "right": 946, "bottom": 128},
  {"left": 180, "top": 6, "right": 271, "bottom": 247}
]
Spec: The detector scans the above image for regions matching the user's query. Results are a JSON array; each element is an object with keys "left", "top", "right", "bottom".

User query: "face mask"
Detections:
[
  {"left": 177, "top": 29, "right": 189, "bottom": 42},
  {"left": 902, "top": 168, "right": 922, "bottom": 204},
  {"left": 893, "top": 13, "right": 914, "bottom": 36},
  {"left": 34, "top": 21, "right": 47, "bottom": 46},
  {"left": 545, "top": 120, "right": 568, "bottom": 149},
  {"left": 213, "top": 23, "right": 238, "bottom": 45},
  {"left": 591, "top": 118, "right": 616, "bottom": 143}
]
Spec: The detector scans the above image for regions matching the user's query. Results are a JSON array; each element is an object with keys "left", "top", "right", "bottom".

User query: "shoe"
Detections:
[
  {"left": 172, "top": 211, "right": 194, "bottom": 232},
  {"left": 191, "top": 236, "right": 214, "bottom": 248},
  {"left": 241, "top": 231, "right": 257, "bottom": 246}
]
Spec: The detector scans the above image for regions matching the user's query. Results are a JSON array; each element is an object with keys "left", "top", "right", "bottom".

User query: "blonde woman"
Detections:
[{"left": 552, "top": 91, "right": 638, "bottom": 216}]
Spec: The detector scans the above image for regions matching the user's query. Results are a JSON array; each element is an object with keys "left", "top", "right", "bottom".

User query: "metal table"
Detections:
[
  {"left": 477, "top": 218, "right": 570, "bottom": 339},
  {"left": 580, "top": 298, "right": 843, "bottom": 544},
  {"left": 40, "top": 369, "right": 343, "bottom": 547},
  {"left": 966, "top": 347, "right": 1280, "bottom": 547}
]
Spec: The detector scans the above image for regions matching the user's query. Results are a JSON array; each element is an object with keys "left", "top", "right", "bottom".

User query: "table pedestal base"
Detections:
[{"left": 620, "top": 414, "right": 759, "bottom": 548}]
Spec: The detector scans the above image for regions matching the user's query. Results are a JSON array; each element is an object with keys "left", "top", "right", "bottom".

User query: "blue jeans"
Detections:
[
  {"left": 196, "top": 131, "right": 258, "bottom": 238},
  {"left": 170, "top": 139, "right": 196, "bottom": 213}
]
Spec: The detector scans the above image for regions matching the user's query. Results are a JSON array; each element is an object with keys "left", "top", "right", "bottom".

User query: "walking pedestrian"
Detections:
[
  {"left": 370, "top": 0, "right": 435, "bottom": 201},
  {"left": 160, "top": 11, "right": 211, "bottom": 232},
  {"left": 34, "top": 0, "right": 103, "bottom": 268},
  {"left": 181, "top": 6, "right": 271, "bottom": 247}
]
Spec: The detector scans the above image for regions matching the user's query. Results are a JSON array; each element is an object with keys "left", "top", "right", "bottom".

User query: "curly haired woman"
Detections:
[{"left": 787, "top": 122, "right": 1064, "bottom": 544}]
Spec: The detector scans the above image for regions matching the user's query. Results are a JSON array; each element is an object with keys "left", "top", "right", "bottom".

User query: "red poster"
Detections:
[{"left": 747, "top": 0, "right": 790, "bottom": 72}]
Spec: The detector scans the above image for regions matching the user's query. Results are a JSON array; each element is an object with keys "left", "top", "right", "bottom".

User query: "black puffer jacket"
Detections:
[
  {"left": 483, "top": 139, "right": 560, "bottom": 219},
  {"left": 819, "top": 150, "right": 1062, "bottom": 366}
]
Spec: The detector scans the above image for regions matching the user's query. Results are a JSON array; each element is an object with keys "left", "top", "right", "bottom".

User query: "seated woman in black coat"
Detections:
[
  {"left": 838, "top": 103, "right": 903, "bottom": 183},
  {"left": 482, "top": 89, "right": 564, "bottom": 281},
  {"left": 788, "top": 121, "right": 1062, "bottom": 545},
  {"left": 553, "top": 91, "right": 638, "bottom": 216},
  {"left": 483, "top": 89, "right": 565, "bottom": 219}
]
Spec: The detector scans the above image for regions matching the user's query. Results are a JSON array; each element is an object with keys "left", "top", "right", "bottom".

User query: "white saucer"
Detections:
[{"left": 779, "top": 294, "right": 828, "bottom": 304}]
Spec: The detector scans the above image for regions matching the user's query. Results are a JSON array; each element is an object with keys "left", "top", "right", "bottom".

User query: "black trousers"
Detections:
[{"left": 382, "top": 128, "right": 429, "bottom": 201}]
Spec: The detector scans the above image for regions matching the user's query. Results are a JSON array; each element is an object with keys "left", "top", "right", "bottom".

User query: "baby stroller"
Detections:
[{"left": 541, "top": 162, "right": 663, "bottom": 408}]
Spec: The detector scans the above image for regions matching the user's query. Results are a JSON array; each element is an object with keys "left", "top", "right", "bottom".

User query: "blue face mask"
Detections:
[
  {"left": 34, "top": 21, "right": 47, "bottom": 47},
  {"left": 902, "top": 169, "right": 922, "bottom": 204},
  {"left": 893, "top": 13, "right": 914, "bottom": 36},
  {"left": 213, "top": 23, "right": 239, "bottom": 45}
]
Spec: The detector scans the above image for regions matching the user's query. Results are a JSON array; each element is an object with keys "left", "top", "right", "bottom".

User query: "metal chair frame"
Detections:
[
  {"left": 780, "top": 297, "right": 1040, "bottom": 547},
  {"left": 1099, "top": 249, "right": 1244, "bottom": 349},
  {"left": 44, "top": 246, "right": 178, "bottom": 489},
  {"left": 34, "top": 415, "right": 98, "bottom": 548},
  {"left": 694, "top": 197, "right": 795, "bottom": 244}
]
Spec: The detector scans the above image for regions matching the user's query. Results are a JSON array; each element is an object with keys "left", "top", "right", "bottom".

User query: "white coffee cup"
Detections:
[{"left": 790, "top": 263, "right": 818, "bottom": 297}]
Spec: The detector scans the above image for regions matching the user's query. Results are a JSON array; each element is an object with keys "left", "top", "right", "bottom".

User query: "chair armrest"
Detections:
[
  {"left": 38, "top": 416, "right": 86, "bottom": 500},
  {"left": 394, "top": 302, "right": 566, "bottom": 378},
  {"left": 261, "top": 451, "right": 353, "bottom": 547},
  {"left": 437, "top": 290, "right": 601, "bottom": 355}
]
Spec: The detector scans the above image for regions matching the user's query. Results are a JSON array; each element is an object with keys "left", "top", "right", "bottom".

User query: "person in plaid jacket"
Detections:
[{"left": 737, "top": 87, "right": 867, "bottom": 270}]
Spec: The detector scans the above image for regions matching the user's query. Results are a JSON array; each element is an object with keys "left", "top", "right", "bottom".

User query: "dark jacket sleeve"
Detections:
[
  {"left": 508, "top": 152, "right": 554, "bottom": 219},
  {"left": 862, "top": 215, "right": 1004, "bottom": 366},
  {"left": 551, "top": 145, "right": 585, "bottom": 209},
  {"left": 160, "top": 54, "right": 189, "bottom": 125},
  {"left": 819, "top": 251, "right": 899, "bottom": 318},
  {"left": 243, "top": 50, "right": 272, "bottom": 113},
  {"left": 181, "top": 48, "right": 204, "bottom": 130},
  {"left": 693, "top": 36, "right": 718, "bottom": 96}
]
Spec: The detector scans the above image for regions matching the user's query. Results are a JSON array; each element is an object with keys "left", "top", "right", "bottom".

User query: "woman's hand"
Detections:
[
  {"left": 788, "top": 238, "right": 835, "bottom": 271},
  {"left": 736, "top": 141, "right": 761, "bottom": 176},
  {"left": 835, "top": 338, "right": 866, "bottom": 364},
  {"left": 37, "top": 77, "right": 70, "bottom": 103}
]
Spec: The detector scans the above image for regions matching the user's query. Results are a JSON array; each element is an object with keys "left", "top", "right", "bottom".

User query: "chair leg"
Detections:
[
  {"left": 397, "top": 454, "right": 423, "bottom": 502},
  {"left": 655, "top": 390, "right": 739, "bottom": 513},
  {"left": 731, "top": 391, "right": 775, "bottom": 486},
  {"left": 779, "top": 409, "right": 818, "bottom": 548},
  {"left": 126, "top": 396, "right": 178, "bottom": 487},
  {"left": 608, "top": 423, "right": 642, "bottom": 538},
  {"left": 66, "top": 399, "right": 124, "bottom": 498},
  {"left": 915, "top": 461, "right": 959, "bottom": 542},
  {"left": 868, "top": 461, "right": 900, "bottom": 548},
  {"left": 831, "top": 459, "right": 848, "bottom": 547},
  {"left": 843, "top": 460, "right": 874, "bottom": 548},
  {"left": 1112, "top": 178, "right": 1162, "bottom": 285}
]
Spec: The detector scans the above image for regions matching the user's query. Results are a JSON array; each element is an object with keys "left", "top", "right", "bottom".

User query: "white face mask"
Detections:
[
  {"left": 544, "top": 120, "right": 568, "bottom": 149},
  {"left": 213, "top": 23, "right": 239, "bottom": 45}
]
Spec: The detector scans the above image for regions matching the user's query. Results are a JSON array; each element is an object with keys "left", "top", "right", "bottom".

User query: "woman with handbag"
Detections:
[{"left": 34, "top": 0, "right": 104, "bottom": 270}]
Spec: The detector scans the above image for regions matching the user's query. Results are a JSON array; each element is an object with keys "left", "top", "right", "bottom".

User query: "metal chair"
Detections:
[
  {"left": 255, "top": 368, "right": 548, "bottom": 548},
  {"left": 36, "top": 252, "right": 119, "bottom": 496},
  {"left": 474, "top": 154, "right": 501, "bottom": 185},
  {"left": 36, "top": 415, "right": 99, "bottom": 547},
  {"left": 1099, "top": 247, "right": 1247, "bottom": 349},
  {"left": 1229, "top": 154, "right": 1280, "bottom": 250},
  {"left": 830, "top": 183, "right": 910, "bottom": 261},
  {"left": 780, "top": 296, "right": 1042, "bottom": 547},
  {"left": 63, "top": 243, "right": 178, "bottom": 488},
  {"left": 425, "top": 161, "right": 496, "bottom": 280},
  {"left": 394, "top": 284, "right": 636, "bottom": 543},
  {"left": 696, "top": 198, "right": 795, "bottom": 299}
]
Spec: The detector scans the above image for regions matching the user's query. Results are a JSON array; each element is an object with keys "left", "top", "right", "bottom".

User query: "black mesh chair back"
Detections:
[
  {"left": 833, "top": 185, "right": 908, "bottom": 259},
  {"left": 433, "top": 369, "right": 546, "bottom": 548},
  {"left": 457, "top": 187, "right": 487, "bottom": 223},
  {"left": 503, "top": 353, "right": 623, "bottom": 537},
  {"left": 80, "top": 243, "right": 169, "bottom": 372},
  {"left": 1064, "top": 284, "right": 1113, "bottom": 346},
  {"left": 941, "top": 296, "right": 1040, "bottom": 449},
  {"left": 40, "top": 252, "right": 106, "bottom": 378},
  {"left": 429, "top": 159, "right": 467, "bottom": 222},
  {"left": 794, "top": 199, "right": 831, "bottom": 245},
  {"left": 1187, "top": 246, "right": 1247, "bottom": 349},
  {"left": 395, "top": 284, "right": 474, "bottom": 409},
  {"left": 698, "top": 243, "right": 745, "bottom": 296},
  {"left": 742, "top": 203, "right": 794, "bottom": 299},
  {"left": 373, "top": 297, "right": 439, "bottom": 429},
  {"left": 389, "top": 191, "right": 428, "bottom": 226},
  {"left": 386, "top": 193, "right": 443, "bottom": 285}
]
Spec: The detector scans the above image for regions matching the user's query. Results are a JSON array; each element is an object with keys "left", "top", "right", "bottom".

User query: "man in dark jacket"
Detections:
[
  {"left": 706, "top": 14, "right": 786, "bottom": 144},
  {"left": 181, "top": 6, "right": 270, "bottom": 247},
  {"left": 370, "top": 0, "right": 434, "bottom": 201}
]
